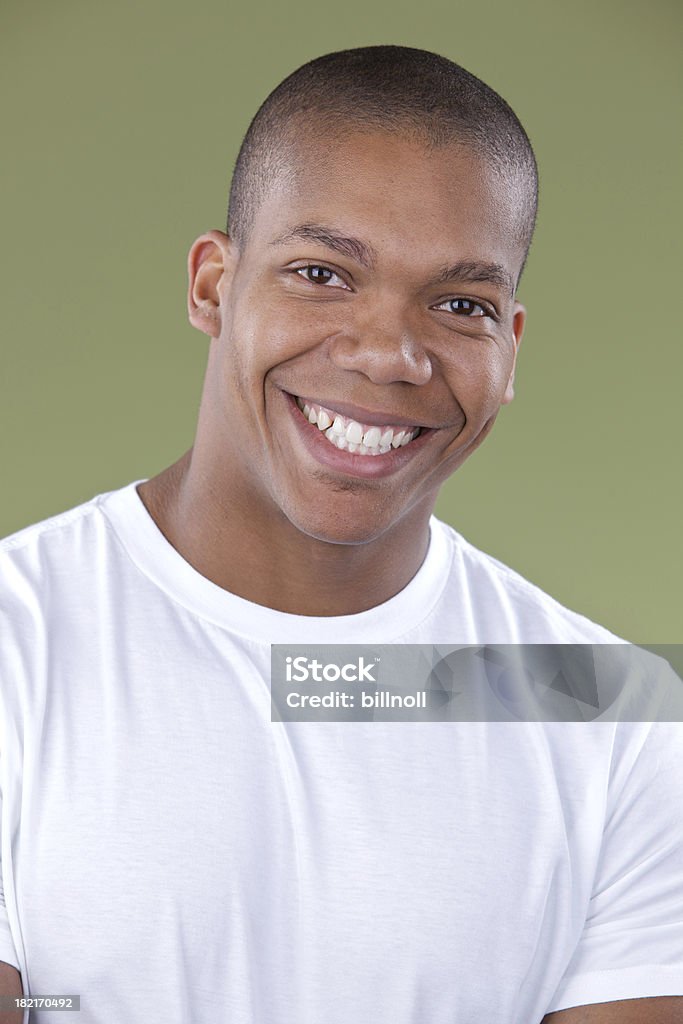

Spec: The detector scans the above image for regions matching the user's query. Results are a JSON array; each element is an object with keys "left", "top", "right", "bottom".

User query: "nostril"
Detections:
[{"left": 326, "top": 331, "right": 433, "bottom": 387}]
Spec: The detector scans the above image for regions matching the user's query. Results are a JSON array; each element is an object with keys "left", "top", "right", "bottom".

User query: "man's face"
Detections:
[{"left": 191, "top": 130, "right": 527, "bottom": 545}]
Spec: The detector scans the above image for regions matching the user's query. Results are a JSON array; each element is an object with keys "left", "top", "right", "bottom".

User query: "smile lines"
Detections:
[{"left": 294, "top": 396, "right": 421, "bottom": 457}]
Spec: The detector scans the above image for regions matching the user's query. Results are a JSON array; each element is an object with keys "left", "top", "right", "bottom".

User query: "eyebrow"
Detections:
[
  {"left": 432, "top": 259, "right": 515, "bottom": 297},
  {"left": 270, "top": 222, "right": 378, "bottom": 270},
  {"left": 269, "top": 222, "right": 514, "bottom": 296}
]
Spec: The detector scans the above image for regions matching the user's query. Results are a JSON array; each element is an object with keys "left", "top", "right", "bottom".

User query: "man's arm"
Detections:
[
  {"left": 542, "top": 996, "right": 683, "bottom": 1022},
  {"left": 0, "top": 961, "right": 22, "bottom": 1024}
]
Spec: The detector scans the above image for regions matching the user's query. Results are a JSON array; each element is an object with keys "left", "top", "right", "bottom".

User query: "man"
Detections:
[{"left": 1, "top": 45, "right": 681, "bottom": 1023}]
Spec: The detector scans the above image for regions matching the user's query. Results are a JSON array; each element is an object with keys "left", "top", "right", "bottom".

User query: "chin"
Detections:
[{"left": 284, "top": 499, "right": 393, "bottom": 547}]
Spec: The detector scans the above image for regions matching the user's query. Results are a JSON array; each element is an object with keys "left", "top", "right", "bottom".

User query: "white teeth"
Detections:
[
  {"left": 363, "top": 426, "right": 382, "bottom": 448},
  {"left": 295, "top": 395, "right": 422, "bottom": 458},
  {"left": 345, "top": 420, "right": 364, "bottom": 445}
]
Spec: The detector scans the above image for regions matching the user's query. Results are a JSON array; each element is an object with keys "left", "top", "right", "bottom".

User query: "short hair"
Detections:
[{"left": 226, "top": 45, "right": 539, "bottom": 289}]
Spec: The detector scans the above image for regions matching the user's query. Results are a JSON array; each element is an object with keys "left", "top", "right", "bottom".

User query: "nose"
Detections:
[{"left": 326, "top": 308, "right": 433, "bottom": 387}]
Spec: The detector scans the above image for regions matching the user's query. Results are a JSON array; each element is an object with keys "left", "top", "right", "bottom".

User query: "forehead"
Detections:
[{"left": 252, "top": 129, "right": 525, "bottom": 278}]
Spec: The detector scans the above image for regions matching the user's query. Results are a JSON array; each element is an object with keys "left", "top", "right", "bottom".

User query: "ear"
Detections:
[
  {"left": 502, "top": 301, "right": 526, "bottom": 405},
  {"left": 187, "top": 229, "right": 238, "bottom": 338}
]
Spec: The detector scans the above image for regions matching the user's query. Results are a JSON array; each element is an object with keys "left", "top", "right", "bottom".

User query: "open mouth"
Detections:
[{"left": 293, "top": 395, "right": 423, "bottom": 457}]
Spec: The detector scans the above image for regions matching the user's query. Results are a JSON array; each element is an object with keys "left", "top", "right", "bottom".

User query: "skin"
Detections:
[
  {"left": 540, "top": 997, "right": 683, "bottom": 1023},
  {"left": 138, "top": 130, "right": 527, "bottom": 615},
  {"left": 0, "top": 961, "right": 22, "bottom": 1023}
]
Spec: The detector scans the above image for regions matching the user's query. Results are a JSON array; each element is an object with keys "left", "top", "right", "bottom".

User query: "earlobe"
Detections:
[{"left": 190, "top": 299, "right": 221, "bottom": 339}]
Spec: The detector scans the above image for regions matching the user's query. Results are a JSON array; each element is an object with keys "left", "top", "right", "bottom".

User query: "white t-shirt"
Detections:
[{"left": 1, "top": 479, "right": 682, "bottom": 1023}]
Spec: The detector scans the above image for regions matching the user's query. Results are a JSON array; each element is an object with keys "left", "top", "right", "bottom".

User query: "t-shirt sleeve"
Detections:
[
  {"left": 546, "top": 678, "right": 683, "bottom": 1013},
  {"left": 0, "top": 783, "right": 21, "bottom": 971}
]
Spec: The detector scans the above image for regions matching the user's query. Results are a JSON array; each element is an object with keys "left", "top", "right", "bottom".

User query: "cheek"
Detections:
[
  {"left": 232, "top": 290, "right": 330, "bottom": 375},
  {"left": 442, "top": 348, "right": 512, "bottom": 418}
]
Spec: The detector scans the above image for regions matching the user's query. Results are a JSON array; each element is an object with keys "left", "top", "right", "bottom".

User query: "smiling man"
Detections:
[
  {"left": 143, "top": 127, "right": 527, "bottom": 617},
  {"left": 1, "top": 46, "right": 682, "bottom": 1024}
]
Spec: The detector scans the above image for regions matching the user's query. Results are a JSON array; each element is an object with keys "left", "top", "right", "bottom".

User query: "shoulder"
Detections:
[
  {"left": 430, "top": 516, "right": 628, "bottom": 644},
  {"left": 0, "top": 487, "right": 129, "bottom": 710},
  {"left": 0, "top": 485, "right": 128, "bottom": 633},
  {"left": 0, "top": 490, "right": 108, "bottom": 578},
  {"left": 1, "top": 493, "right": 101, "bottom": 554}
]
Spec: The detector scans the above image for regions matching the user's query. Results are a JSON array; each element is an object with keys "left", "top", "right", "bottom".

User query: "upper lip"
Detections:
[{"left": 288, "top": 392, "right": 432, "bottom": 429}]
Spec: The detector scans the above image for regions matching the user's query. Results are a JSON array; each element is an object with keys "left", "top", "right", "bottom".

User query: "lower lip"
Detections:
[{"left": 281, "top": 391, "right": 435, "bottom": 480}]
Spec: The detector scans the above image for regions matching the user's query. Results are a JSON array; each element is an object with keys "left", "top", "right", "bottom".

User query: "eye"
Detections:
[
  {"left": 434, "top": 297, "right": 491, "bottom": 318},
  {"left": 294, "top": 264, "right": 349, "bottom": 288}
]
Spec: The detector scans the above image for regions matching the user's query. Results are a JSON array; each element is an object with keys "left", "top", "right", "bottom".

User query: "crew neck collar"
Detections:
[{"left": 98, "top": 478, "right": 453, "bottom": 645}]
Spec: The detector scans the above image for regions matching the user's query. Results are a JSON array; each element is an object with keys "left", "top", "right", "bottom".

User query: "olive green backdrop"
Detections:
[{"left": 1, "top": 0, "right": 681, "bottom": 642}]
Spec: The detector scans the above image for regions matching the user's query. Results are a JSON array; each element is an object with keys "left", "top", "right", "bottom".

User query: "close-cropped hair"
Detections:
[{"left": 226, "top": 45, "right": 539, "bottom": 288}]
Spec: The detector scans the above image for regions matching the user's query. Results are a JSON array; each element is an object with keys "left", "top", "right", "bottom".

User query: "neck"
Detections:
[{"left": 137, "top": 448, "right": 433, "bottom": 617}]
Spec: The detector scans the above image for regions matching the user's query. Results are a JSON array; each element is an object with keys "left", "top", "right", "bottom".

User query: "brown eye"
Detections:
[
  {"left": 435, "top": 297, "right": 488, "bottom": 317},
  {"left": 295, "top": 264, "right": 346, "bottom": 286}
]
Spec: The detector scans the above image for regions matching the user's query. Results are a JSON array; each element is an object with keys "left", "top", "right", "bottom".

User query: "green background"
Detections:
[{"left": 1, "top": 0, "right": 681, "bottom": 642}]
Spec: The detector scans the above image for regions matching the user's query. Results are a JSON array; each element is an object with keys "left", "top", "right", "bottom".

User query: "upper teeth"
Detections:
[{"left": 295, "top": 397, "right": 421, "bottom": 456}]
